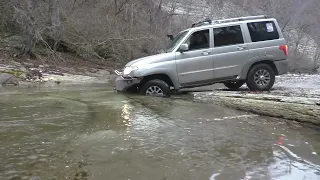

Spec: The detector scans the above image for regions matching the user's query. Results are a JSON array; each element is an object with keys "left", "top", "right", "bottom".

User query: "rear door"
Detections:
[
  {"left": 212, "top": 24, "right": 249, "bottom": 80},
  {"left": 246, "top": 20, "right": 287, "bottom": 61},
  {"left": 175, "top": 28, "right": 214, "bottom": 87}
]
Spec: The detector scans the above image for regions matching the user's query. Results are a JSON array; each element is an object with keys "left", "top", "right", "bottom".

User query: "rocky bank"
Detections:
[
  {"left": 0, "top": 61, "right": 113, "bottom": 86},
  {"left": 193, "top": 74, "right": 320, "bottom": 125}
]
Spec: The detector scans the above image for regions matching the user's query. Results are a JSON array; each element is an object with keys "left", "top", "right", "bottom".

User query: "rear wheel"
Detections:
[
  {"left": 223, "top": 81, "right": 245, "bottom": 90},
  {"left": 140, "top": 79, "right": 170, "bottom": 97},
  {"left": 246, "top": 64, "right": 275, "bottom": 91}
]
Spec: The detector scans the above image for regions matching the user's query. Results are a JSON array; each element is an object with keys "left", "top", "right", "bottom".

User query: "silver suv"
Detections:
[{"left": 114, "top": 15, "right": 289, "bottom": 97}]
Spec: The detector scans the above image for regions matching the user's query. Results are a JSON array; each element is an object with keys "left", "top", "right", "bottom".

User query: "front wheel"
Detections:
[
  {"left": 246, "top": 64, "right": 275, "bottom": 91},
  {"left": 140, "top": 79, "right": 170, "bottom": 97}
]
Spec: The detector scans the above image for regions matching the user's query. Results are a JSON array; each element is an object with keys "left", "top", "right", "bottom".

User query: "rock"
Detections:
[
  {"left": 0, "top": 73, "right": 14, "bottom": 84},
  {"left": 50, "top": 71, "right": 64, "bottom": 76},
  {"left": 97, "top": 69, "right": 110, "bottom": 76},
  {"left": 4, "top": 77, "right": 19, "bottom": 86},
  {"left": 0, "top": 62, "right": 27, "bottom": 73},
  {"left": 83, "top": 69, "right": 110, "bottom": 78},
  {"left": 84, "top": 71, "right": 98, "bottom": 77},
  {"left": 25, "top": 68, "right": 43, "bottom": 81},
  {"left": 42, "top": 77, "right": 53, "bottom": 82},
  {"left": 0, "top": 73, "right": 19, "bottom": 86}
]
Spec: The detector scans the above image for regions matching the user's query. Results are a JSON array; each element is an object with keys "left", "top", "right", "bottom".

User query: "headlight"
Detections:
[{"left": 123, "top": 66, "right": 138, "bottom": 76}]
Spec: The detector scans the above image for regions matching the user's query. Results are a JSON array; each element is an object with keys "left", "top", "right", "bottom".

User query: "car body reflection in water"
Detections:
[
  {"left": 210, "top": 137, "right": 320, "bottom": 180},
  {"left": 267, "top": 145, "right": 320, "bottom": 180},
  {"left": 120, "top": 98, "right": 320, "bottom": 180}
]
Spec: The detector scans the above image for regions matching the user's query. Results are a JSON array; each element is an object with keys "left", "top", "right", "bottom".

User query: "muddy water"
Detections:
[{"left": 0, "top": 84, "right": 319, "bottom": 180}]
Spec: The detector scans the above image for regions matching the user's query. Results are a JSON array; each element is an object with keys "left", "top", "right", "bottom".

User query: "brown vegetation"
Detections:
[{"left": 0, "top": 0, "right": 319, "bottom": 71}]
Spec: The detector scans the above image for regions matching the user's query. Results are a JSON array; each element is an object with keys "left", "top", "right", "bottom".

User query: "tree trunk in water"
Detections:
[{"left": 193, "top": 92, "right": 320, "bottom": 125}]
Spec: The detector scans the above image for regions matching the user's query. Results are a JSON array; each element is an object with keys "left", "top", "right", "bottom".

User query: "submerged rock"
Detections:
[
  {"left": 0, "top": 73, "right": 19, "bottom": 86},
  {"left": 0, "top": 73, "right": 13, "bottom": 84}
]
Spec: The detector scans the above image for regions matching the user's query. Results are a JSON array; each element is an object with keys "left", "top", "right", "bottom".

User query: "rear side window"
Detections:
[
  {"left": 213, "top": 25, "right": 244, "bottom": 47},
  {"left": 247, "top": 21, "right": 280, "bottom": 42}
]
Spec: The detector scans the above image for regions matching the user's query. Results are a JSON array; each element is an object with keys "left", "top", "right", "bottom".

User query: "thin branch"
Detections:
[
  {"left": 35, "top": 31, "right": 65, "bottom": 62},
  {"left": 281, "top": 17, "right": 291, "bottom": 32},
  {"left": 0, "top": 33, "right": 19, "bottom": 41},
  {"left": 67, "top": 36, "right": 163, "bottom": 46},
  {"left": 115, "top": 0, "right": 131, "bottom": 15}
]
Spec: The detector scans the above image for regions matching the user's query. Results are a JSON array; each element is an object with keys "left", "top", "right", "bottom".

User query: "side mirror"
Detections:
[{"left": 179, "top": 44, "right": 189, "bottom": 52}]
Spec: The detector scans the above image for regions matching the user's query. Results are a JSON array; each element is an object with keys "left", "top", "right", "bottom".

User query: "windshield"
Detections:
[{"left": 166, "top": 30, "right": 189, "bottom": 52}]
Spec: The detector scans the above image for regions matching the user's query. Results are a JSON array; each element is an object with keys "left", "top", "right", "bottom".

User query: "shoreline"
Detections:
[
  {"left": 192, "top": 74, "right": 320, "bottom": 125},
  {"left": 0, "top": 60, "right": 115, "bottom": 86},
  {"left": 193, "top": 91, "right": 320, "bottom": 125},
  {"left": 1, "top": 60, "right": 320, "bottom": 125}
]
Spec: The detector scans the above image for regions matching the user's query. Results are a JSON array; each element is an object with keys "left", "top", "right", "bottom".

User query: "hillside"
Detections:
[
  {"left": 0, "top": 0, "right": 319, "bottom": 73},
  {"left": 0, "top": 0, "right": 173, "bottom": 67},
  {"left": 162, "top": 0, "right": 320, "bottom": 72}
]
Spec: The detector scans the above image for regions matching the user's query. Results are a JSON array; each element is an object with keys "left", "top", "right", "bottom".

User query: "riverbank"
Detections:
[
  {"left": 193, "top": 74, "right": 320, "bottom": 125},
  {"left": 0, "top": 43, "right": 122, "bottom": 86},
  {"left": 1, "top": 58, "right": 320, "bottom": 125},
  {"left": 0, "top": 59, "right": 115, "bottom": 86}
]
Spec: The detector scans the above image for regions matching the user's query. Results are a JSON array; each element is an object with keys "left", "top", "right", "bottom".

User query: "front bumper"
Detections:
[{"left": 114, "top": 70, "right": 141, "bottom": 92}]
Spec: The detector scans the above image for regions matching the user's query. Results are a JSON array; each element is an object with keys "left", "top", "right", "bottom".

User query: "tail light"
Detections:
[{"left": 279, "top": 45, "right": 288, "bottom": 56}]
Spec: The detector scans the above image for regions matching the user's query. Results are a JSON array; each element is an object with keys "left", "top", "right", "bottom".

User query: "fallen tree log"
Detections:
[{"left": 193, "top": 91, "right": 320, "bottom": 125}]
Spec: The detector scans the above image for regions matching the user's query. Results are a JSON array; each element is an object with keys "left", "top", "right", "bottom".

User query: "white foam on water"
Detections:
[{"left": 213, "top": 114, "right": 259, "bottom": 121}]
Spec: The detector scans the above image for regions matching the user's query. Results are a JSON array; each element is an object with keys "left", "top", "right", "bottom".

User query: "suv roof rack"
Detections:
[
  {"left": 191, "top": 18, "right": 212, "bottom": 28},
  {"left": 213, "top": 15, "right": 269, "bottom": 24},
  {"left": 191, "top": 15, "right": 270, "bottom": 28}
]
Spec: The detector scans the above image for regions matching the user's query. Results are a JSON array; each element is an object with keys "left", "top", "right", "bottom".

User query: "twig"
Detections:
[
  {"left": 67, "top": 36, "right": 162, "bottom": 46},
  {"left": 0, "top": 33, "right": 19, "bottom": 41},
  {"left": 35, "top": 31, "right": 65, "bottom": 62}
]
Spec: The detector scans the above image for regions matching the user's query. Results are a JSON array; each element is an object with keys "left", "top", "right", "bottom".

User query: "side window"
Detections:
[
  {"left": 185, "top": 29, "right": 210, "bottom": 51},
  {"left": 247, "top": 21, "right": 280, "bottom": 42},
  {"left": 213, "top": 25, "right": 244, "bottom": 47}
]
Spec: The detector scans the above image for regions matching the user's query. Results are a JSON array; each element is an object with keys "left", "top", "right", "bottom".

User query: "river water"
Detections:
[{"left": 0, "top": 84, "right": 319, "bottom": 180}]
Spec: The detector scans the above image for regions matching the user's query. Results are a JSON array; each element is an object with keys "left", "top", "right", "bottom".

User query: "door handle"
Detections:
[
  {"left": 202, "top": 51, "right": 211, "bottom": 55},
  {"left": 237, "top": 46, "right": 246, "bottom": 51}
]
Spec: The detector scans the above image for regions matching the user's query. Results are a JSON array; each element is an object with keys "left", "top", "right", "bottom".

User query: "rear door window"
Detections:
[
  {"left": 213, "top": 25, "right": 244, "bottom": 47},
  {"left": 247, "top": 21, "right": 280, "bottom": 42}
]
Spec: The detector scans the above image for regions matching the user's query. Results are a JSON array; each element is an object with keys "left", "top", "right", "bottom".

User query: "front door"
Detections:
[
  {"left": 212, "top": 24, "right": 249, "bottom": 80},
  {"left": 175, "top": 28, "right": 214, "bottom": 87}
]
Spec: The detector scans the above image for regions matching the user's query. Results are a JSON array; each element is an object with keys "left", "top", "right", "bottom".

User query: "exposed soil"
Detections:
[{"left": 0, "top": 43, "right": 120, "bottom": 85}]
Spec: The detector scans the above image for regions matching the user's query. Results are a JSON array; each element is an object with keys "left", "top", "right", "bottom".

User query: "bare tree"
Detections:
[
  {"left": 47, "top": 0, "right": 61, "bottom": 50},
  {"left": 14, "top": 0, "right": 37, "bottom": 55},
  {"left": 0, "top": 0, "right": 319, "bottom": 71}
]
